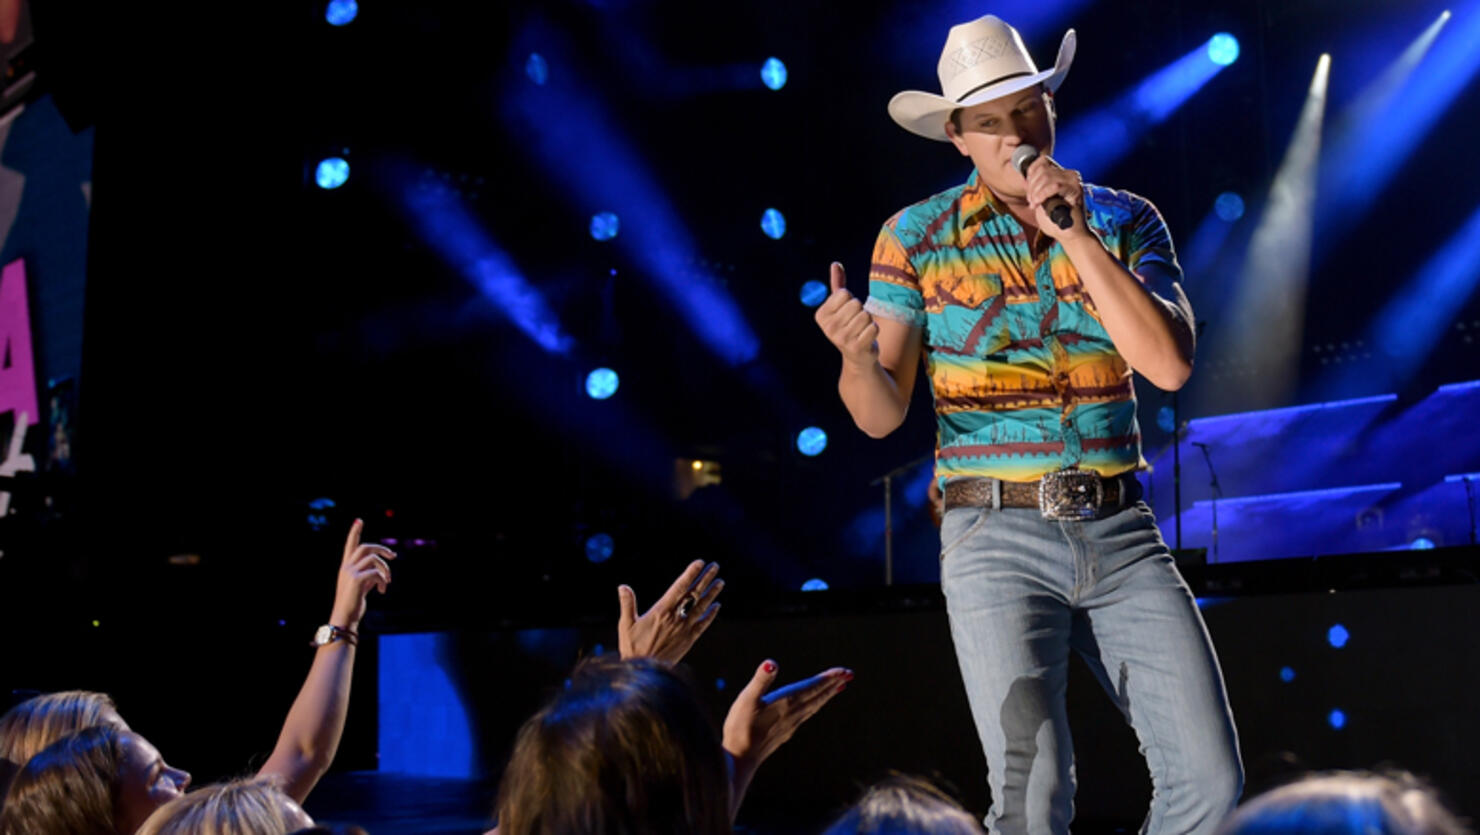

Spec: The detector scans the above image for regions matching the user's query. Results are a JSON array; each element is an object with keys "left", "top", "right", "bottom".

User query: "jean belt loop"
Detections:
[{"left": 991, "top": 478, "right": 1002, "bottom": 511}]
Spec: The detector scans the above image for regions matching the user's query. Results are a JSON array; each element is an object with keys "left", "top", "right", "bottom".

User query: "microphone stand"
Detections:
[
  {"left": 1465, "top": 476, "right": 1477, "bottom": 546},
  {"left": 1192, "top": 442, "right": 1222, "bottom": 563},
  {"left": 869, "top": 453, "right": 934, "bottom": 586}
]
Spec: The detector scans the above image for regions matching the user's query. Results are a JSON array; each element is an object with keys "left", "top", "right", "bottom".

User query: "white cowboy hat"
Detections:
[{"left": 888, "top": 15, "right": 1076, "bottom": 142}]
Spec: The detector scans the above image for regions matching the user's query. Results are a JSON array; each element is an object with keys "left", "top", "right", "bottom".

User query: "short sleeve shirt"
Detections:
[{"left": 863, "top": 169, "right": 1182, "bottom": 483}]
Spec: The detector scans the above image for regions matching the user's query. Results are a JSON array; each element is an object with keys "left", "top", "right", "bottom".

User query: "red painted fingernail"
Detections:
[{"left": 763, "top": 661, "right": 776, "bottom": 673}]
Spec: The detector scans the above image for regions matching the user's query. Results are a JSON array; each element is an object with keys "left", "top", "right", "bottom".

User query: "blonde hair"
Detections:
[
  {"left": 0, "top": 725, "right": 125, "bottom": 835},
  {"left": 0, "top": 691, "right": 120, "bottom": 770},
  {"left": 1218, "top": 771, "right": 1470, "bottom": 835},
  {"left": 136, "top": 778, "right": 305, "bottom": 835}
]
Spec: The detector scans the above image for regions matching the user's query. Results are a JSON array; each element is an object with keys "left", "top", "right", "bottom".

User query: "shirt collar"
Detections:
[{"left": 960, "top": 168, "right": 1012, "bottom": 231}]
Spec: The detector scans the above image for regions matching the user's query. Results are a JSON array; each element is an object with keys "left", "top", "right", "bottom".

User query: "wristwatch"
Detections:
[{"left": 311, "top": 624, "right": 359, "bottom": 648}]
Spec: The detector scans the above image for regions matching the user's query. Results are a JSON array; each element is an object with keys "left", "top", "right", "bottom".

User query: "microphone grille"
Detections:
[{"left": 1011, "top": 145, "right": 1039, "bottom": 176}]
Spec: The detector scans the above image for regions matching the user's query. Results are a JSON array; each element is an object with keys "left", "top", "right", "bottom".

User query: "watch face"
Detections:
[{"left": 314, "top": 625, "right": 334, "bottom": 646}]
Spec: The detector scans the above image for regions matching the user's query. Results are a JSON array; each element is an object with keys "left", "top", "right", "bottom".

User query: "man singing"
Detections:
[{"left": 814, "top": 15, "right": 1241, "bottom": 834}]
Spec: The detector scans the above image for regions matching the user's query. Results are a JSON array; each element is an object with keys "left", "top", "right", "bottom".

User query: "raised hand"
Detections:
[
  {"left": 329, "top": 519, "right": 397, "bottom": 632},
  {"left": 814, "top": 262, "right": 880, "bottom": 368},
  {"left": 617, "top": 560, "right": 723, "bottom": 663},
  {"left": 722, "top": 659, "right": 852, "bottom": 817}
]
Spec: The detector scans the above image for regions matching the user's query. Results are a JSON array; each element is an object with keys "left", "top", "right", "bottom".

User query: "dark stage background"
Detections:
[{"left": 4, "top": 0, "right": 1480, "bottom": 829}]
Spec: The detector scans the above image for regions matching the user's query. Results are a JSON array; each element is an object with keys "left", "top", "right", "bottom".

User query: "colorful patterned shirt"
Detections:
[{"left": 863, "top": 169, "right": 1183, "bottom": 483}]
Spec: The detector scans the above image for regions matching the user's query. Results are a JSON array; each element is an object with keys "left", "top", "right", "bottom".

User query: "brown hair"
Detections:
[
  {"left": 822, "top": 775, "right": 984, "bottom": 834},
  {"left": 1217, "top": 771, "right": 1471, "bottom": 835},
  {"left": 495, "top": 656, "right": 731, "bottom": 835},
  {"left": 0, "top": 725, "right": 125, "bottom": 835},
  {"left": 136, "top": 778, "right": 305, "bottom": 835}
]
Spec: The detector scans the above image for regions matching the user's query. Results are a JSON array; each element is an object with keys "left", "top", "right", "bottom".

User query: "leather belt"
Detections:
[{"left": 942, "top": 470, "right": 1139, "bottom": 521}]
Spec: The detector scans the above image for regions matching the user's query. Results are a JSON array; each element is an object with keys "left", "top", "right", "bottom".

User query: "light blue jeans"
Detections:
[{"left": 939, "top": 497, "right": 1242, "bottom": 835}]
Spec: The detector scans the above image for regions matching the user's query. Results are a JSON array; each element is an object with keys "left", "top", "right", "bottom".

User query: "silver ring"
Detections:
[{"left": 676, "top": 593, "right": 698, "bottom": 620}]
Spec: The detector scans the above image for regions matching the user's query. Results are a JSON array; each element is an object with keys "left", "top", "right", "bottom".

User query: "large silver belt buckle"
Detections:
[{"left": 1038, "top": 469, "right": 1103, "bottom": 521}]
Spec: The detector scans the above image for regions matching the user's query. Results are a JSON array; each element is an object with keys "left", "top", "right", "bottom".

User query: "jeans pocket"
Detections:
[{"left": 939, "top": 507, "right": 991, "bottom": 562}]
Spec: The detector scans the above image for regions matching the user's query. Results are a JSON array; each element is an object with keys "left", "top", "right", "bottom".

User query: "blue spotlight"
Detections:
[
  {"left": 585, "top": 368, "right": 619, "bottom": 400},
  {"left": 1410, "top": 536, "right": 1436, "bottom": 550},
  {"left": 761, "top": 57, "right": 788, "bottom": 91},
  {"left": 315, "top": 157, "right": 350, "bottom": 189},
  {"left": 325, "top": 0, "right": 358, "bottom": 26},
  {"left": 589, "top": 211, "right": 620, "bottom": 241},
  {"left": 585, "top": 533, "right": 615, "bottom": 563},
  {"left": 801, "top": 578, "right": 829, "bottom": 591},
  {"left": 761, "top": 208, "right": 787, "bottom": 240},
  {"left": 800, "top": 280, "right": 828, "bottom": 307},
  {"left": 1327, "top": 624, "right": 1349, "bottom": 648},
  {"left": 797, "top": 426, "right": 828, "bottom": 456},
  {"left": 1214, "top": 192, "right": 1245, "bottom": 222},
  {"left": 1279, "top": 666, "right": 1296, "bottom": 683},
  {"left": 526, "top": 53, "right": 549, "bottom": 86},
  {"left": 1207, "top": 33, "right": 1240, "bottom": 66},
  {"left": 1156, "top": 406, "right": 1176, "bottom": 433},
  {"left": 1328, "top": 709, "right": 1347, "bottom": 730}
]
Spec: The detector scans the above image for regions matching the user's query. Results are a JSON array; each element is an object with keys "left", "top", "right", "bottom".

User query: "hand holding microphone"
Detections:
[{"left": 1012, "top": 144, "right": 1079, "bottom": 233}]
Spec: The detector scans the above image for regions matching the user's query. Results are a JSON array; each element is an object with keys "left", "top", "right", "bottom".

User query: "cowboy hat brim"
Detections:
[{"left": 888, "top": 29, "right": 1076, "bottom": 142}]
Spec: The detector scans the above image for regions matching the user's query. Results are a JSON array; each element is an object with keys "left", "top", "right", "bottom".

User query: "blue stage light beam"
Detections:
[
  {"left": 1208, "top": 54, "right": 1330, "bottom": 409},
  {"left": 1057, "top": 35, "right": 1237, "bottom": 179},
  {"left": 1182, "top": 194, "right": 1247, "bottom": 278},
  {"left": 1341, "top": 202, "right": 1480, "bottom": 391},
  {"left": 501, "top": 32, "right": 760, "bottom": 366},
  {"left": 397, "top": 177, "right": 575, "bottom": 355},
  {"left": 1319, "top": 9, "right": 1472, "bottom": 236}
]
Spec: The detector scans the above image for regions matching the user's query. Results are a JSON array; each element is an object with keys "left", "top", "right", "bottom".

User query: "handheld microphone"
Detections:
[{"left": 1011, "top": 145, "right": 1074, "bottom": 230}]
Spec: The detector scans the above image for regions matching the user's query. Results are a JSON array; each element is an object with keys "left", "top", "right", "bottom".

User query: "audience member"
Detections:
[
  {"left": 495, "top": 654, "right": 849, "bottom": 834},
  {"left": 1217, "top": 770, "right": 1470, "bottom": 835},
  {"left": 822, "top": 775, "right": 984, "bottom": 834}
]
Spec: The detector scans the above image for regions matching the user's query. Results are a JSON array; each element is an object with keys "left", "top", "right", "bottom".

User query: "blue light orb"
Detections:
[
  {"left": 1215, "top": 192, "right": 1245, "bottom": 222},
  {"left": 589, "top": 211, "right": 620, "bottom": 241},
  {"left": 1208, "top": 33, "right": 1240, "bottom": 66},
  {"left": 1279, "top": 666, "right": 1296, "bottom": 683},
  {"left": 1328, "top": 709, "right": 1347, "bottom": 730},
  {"left": 715, "top": 677, "right": 727, "bottom": 691},
  {"left": 1156, "top": 406, "right": 1176, "bottom": 433},
  {"left": 585, "top": 367, "right": 619, "bottom": 400},
  {"left": 761, "top": 208, "right": 787, "bottom": 240},
  {"left": 308, "top": 497, "right": 336, "bottom": 511},
  {"left": 315, "top": 157, "right": 350, "bottom": 189},
  {"left": 797, "top": 426, "right": 827, "bottom": 456},
  {"left": 325, "top": 0, "right": 358, "bottom": 26},
  {"left": 801, "top": 578, "right": 829, "bottom": 591},
  {"left": 800, "top": 280, "right": 828, "bottom": 307},
  {"left": 761, "top": 57, "right": 788, "bottom": 91},
  {"left": 526, "top": 53, "right": 549, "bottom": 86},
  {"left": 585, "top": 533, "right": 615, "bottom": 563},
  {"left": 1410, "top": 536, "right": 1436, "bottom": 550},
  {"left": 1327, "top": 624, "right": 1349, "bottom": 649}
]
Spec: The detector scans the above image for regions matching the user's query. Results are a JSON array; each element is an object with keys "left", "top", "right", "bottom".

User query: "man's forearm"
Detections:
[
  {"left": 1060, "top": 236, "right": 1195, "bottom": 390},
  {"left": 839, "top": 359, "right": 909, "bottom": 438}
]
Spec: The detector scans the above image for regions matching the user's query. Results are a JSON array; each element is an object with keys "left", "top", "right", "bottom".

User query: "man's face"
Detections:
[{"left": 944, "top": 87, "right": 1056, "bottom": 200}]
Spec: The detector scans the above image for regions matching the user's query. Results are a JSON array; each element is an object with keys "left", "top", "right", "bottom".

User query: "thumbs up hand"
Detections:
[{"left": 813, "top": 262, "right": 880, "bottom": 369}]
